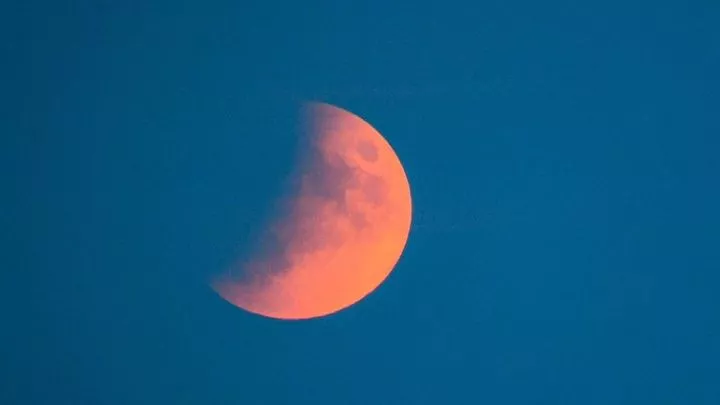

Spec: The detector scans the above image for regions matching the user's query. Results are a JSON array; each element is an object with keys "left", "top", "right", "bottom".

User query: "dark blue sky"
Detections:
[{"left": 4, "top": 0, "right": 720, "bottom": 404}]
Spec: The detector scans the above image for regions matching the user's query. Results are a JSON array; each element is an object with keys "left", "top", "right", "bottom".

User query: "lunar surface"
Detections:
[{"left": 212, "top": 102, "right": 412, "bottom": 320}]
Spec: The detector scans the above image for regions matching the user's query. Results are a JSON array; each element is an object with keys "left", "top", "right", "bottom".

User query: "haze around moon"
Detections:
[{"left": 212, "top": 102, "right": 412, "bottom": 320}]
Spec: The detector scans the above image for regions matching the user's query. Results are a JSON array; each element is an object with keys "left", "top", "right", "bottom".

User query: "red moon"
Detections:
[{"left": 212, "top": 102, "right": 412, "bottom": 320}]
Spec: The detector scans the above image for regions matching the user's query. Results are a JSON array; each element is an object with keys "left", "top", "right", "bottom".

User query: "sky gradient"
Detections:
[{"left": 4, "top": 0, "right": 720, "bottom": 404}]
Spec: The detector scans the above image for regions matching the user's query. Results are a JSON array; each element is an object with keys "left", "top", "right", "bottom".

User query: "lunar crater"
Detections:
[{"left": 356, "top": 139, "right": 378, "bottom": 162}]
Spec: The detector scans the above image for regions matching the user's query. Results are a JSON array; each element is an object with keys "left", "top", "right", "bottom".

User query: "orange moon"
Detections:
[{"left": 211, "top": 102, "right": 412, "bottom": 320}]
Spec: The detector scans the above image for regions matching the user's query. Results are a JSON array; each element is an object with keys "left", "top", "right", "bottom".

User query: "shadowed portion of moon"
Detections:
[{"left": 212, "top": 102, "right": 412, "bottom": 320}]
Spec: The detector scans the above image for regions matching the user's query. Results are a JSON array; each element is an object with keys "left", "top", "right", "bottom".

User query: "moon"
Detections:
[{"left": 212, "top": 102, "right": 412, "bottom": 320}]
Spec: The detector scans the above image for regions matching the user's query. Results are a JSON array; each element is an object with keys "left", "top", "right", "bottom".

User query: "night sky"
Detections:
[{"left": 4, "top": 0, "right": 720, "bottom": 404}]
